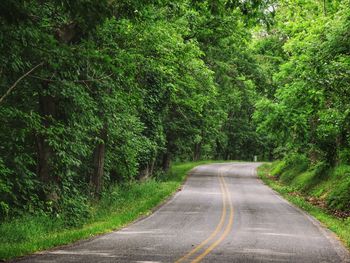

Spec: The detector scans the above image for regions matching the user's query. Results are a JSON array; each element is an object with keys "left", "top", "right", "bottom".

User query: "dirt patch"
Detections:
[
  {"left": 267, "top": 174, "right": 279, "bottom": 181},
  {"left": 291, "top": 193, "right": 350, "bottom": 219}
]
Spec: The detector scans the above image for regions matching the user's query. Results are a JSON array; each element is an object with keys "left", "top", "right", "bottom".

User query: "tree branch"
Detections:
[
  {"left": 0, "top": 62, "right": 44, "bottom": 104},
  {"left": 30, "top": 73, "right": 113, "bottom": 83}
]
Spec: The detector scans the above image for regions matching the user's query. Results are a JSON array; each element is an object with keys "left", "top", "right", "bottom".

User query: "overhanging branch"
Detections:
[{"left": 0, "top": 62, "right": 44, "bottom": 105}]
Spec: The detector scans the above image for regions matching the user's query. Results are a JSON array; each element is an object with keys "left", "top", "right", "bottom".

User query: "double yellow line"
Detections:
[{"left": 175, "top": 168, "right": 234, "bottom": 263}]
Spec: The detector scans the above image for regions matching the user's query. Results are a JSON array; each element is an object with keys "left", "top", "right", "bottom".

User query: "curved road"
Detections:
[{"left": 17, "top": 163, "right": 350, "bottom": 263}]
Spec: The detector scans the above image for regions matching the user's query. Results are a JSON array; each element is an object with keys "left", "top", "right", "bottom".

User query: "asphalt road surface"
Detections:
[{"left": 16, "top": 163, "right": 350, "bottom": 263}]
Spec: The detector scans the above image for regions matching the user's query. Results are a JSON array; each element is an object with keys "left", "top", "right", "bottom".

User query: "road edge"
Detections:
[
  {"left": 256, "top": 164, "right": 350, "bottom": 262},
  {"left": 9, "top": 165, "right": 201, "bottom": 263}
]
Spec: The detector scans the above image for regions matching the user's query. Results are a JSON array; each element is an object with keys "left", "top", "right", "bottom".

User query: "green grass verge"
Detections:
[
  {"left": 0, "top": 160, "right": 227, "bottom": 260},
  {"left": 258, "top": 163, "right": 350, "bottom": 250}
]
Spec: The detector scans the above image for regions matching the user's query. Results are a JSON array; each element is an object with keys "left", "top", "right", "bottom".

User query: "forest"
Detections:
[{"left": 0, "top": 0, "right": 349, "bottom": 241}]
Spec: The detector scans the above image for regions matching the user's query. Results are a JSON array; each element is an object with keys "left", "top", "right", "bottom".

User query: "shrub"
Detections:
[
  {"left": 59, "top": 194, "right": 91, "bottom": 227},
  {"left": 327, "top": 166, "right": 350, "bottom": 211}
]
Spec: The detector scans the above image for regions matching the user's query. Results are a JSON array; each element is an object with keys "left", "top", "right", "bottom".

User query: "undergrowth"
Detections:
[{"left": 0, "top": 160, "right": 216, "bottom": 260}]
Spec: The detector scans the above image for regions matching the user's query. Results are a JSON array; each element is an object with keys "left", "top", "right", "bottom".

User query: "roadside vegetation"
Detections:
[
  {"left": 258, "top": 161, "right": 350, "bottom": 250},
  {"left": 0, "top": 161, "right": 218, "bottom": 260},
  {"left": 253, "top": 1, "right": 350, "bottom": 250},
  {"left": 1, "top": 0, "right": 268, "bottom": 224}
]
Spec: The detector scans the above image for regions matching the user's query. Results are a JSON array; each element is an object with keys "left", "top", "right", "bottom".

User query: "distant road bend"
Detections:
[{"left": 17, "top": 163, "right": 350, "bottom": 263}]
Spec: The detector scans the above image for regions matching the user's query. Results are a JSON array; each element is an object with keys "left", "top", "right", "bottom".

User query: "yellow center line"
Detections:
[
  {"left": 190, "top": 173, "right": 234, "bottom": 263},
  {"left": 175, "top": 171, "right": 227, "bottom": 263}
]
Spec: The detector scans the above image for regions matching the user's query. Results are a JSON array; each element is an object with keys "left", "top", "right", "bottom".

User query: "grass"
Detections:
[
  {"left": 258, "top": 163, "right": 350, "bottom": 250},
  {"left": 0, "top": 160, "right": 225, "bottom": 260}
]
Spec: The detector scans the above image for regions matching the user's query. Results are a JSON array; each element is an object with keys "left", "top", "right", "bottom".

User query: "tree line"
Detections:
[
  {"left": 1, "top": 0, "right": 349, "bottom": 219},
  {"left": 0, "top": 0, "right": 272, "bottom": 218},
  {"left": 254, "top": 0, "right": 350, "bottom": 168}
]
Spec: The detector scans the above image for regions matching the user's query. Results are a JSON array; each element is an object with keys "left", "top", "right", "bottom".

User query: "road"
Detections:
[{"left": 17, "top": 163, "right": 350, "bottom": 263}]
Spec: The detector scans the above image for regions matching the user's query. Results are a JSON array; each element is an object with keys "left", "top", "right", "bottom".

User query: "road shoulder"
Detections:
[{"left": 258, "top": 163, "right": 350, "bottom": 257}]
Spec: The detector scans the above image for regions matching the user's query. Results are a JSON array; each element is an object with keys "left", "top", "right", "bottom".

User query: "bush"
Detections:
[
  {"left": 338, "top": 149, "right": 350, "bottom": 165},
  {"left": 270, "top": 160, "right": 286, "bottom": 177},
  {"left": 0, "top": 201, "right": 9, "bottom": 218},
  {"left": 59, "top": 195, "right": 91, "bottom": 227},
  {"left": 284, "top": 153, "right": 309, "bottom": 170},
  {"left": 327, "top": 166, "right": 350, "bottom": 211},
  {"left": 273, "top": 154, "right": 309, "bottom": 183},
  {"left": 327, "top": 177, "right": 350, "bottom": 211}
]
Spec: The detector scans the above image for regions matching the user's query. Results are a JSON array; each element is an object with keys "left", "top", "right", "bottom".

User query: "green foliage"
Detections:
[
  {"left": 326, "top": 165, "right": 350, "bottom": 211},
  {"left": 58, "top": 187, "right": 91, "bottom": 228},
  {"left": 254, "top": 0, "right": 350, "bottom": 165},
  {"left": 0, "top": 160, "right": 214, "bottom": 260},
  {"left": 267, "top": 158, "right": 350, "bottom": 213},
  {"left": 327, "top": 177, "right": 350, "bottom": 211},
  {"left": 338, "top": 149, "right": 350, "bottom": 165},
  {"left": 1, "top": 0, "right": 349, "bottom": 257},
  {"left": 1, "top": 0, "right": 268, "bottom": 221}
]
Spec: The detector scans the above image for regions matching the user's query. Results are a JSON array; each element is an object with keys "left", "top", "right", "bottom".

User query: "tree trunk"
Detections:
[
  {"left": 36, "top": 22, "right": 77, "bottom": 185},
  {"left": 138, "top": 163, "right": 150, "bottom": 180},
  {"left": 138, "top": 158, "right": 156, "bottom": 180},
  {"left": 37, "top": 136, "right": 54, "bottom": 183},
  {"left": 309, "top": 115, "right": 319, "bottom": 164},
  {"left": 214, "top": 139, "right": 222, "bottom": 159},
  {"left": 193, "top": 141, "right": 202, "bottom": 161},
  {"left": 150, "top": 159, "right": 155, "bottom": 175},
  {"left": 335, "top": 131, "right": 346, "bottom": 164},
  {"left": 91, "top": 125, "right": 107, "bottom": 196},
  {"left": 162, "top": 150, "right": 171, "bottom": 172},
  {"left": 37, "top": 82, "right": 57, "bottom": 184}
]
